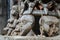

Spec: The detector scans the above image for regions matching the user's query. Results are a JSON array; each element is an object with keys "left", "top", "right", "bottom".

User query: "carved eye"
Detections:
[{"left": 49, "top": 24, "right": 53, "bottom": 28}]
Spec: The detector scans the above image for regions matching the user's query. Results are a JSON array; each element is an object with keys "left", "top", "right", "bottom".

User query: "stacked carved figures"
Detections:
[
  {"left": 2, "top": 0, "right": 35, "bottom": 36},
  {"left": 2, "top": 0, "right": 60, "bottom": 37},
  {"left": 2, "top": 5, "right": 19, "bottom": 36}
]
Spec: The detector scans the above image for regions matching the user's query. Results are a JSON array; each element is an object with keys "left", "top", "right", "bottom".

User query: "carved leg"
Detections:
[
  {"left": 6, "top": 28, "right": 12, "bottom": 36},
  {"left": 48, "top": 28, "right": 54, "bottom": 37},
  {"left": 40, "top": 26, "right": 44, "bottom": 37},
  {"left": 26, "top": 30, "right": 36, "bottom": 36},
  {"left": 19, "top": 26, "right": 32, "bottom": 36},
  {"left": 48, "top": 24, "right": 56, "bottom": 37}
]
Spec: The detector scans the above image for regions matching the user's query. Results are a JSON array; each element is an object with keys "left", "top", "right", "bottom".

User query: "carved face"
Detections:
[
  {"left": 47, "top": 1, "right": 57, "bottom": 11},
  {"left": 47, "top": 3, "right": 53, "bottom": 9},
  {"left": 39, "top": 5, "right": 43, "bottom": 10}
]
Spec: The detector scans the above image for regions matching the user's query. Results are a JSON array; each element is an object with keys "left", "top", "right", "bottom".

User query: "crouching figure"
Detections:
[
  {"left": 39, "top": 16, "right": 59, "bottom": 37},
  {"left": 11, "top": 15, "right": 35, "bottom": 36}
]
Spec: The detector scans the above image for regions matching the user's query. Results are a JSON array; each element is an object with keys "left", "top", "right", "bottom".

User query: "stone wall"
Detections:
[
  {"left": 0, "top": 0, "right": 7, "bottom": 34},
  {"left": 0, "top": 35, "right": 60, "bottom": 40}
]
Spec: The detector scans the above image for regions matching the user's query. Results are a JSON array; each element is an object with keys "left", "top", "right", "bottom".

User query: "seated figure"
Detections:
[
  {"left": 2, "top": 5, "right": 19, "bottom": 35},
  {"left": 2, "top": 18, "right": 18, "bottom": 36}
]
